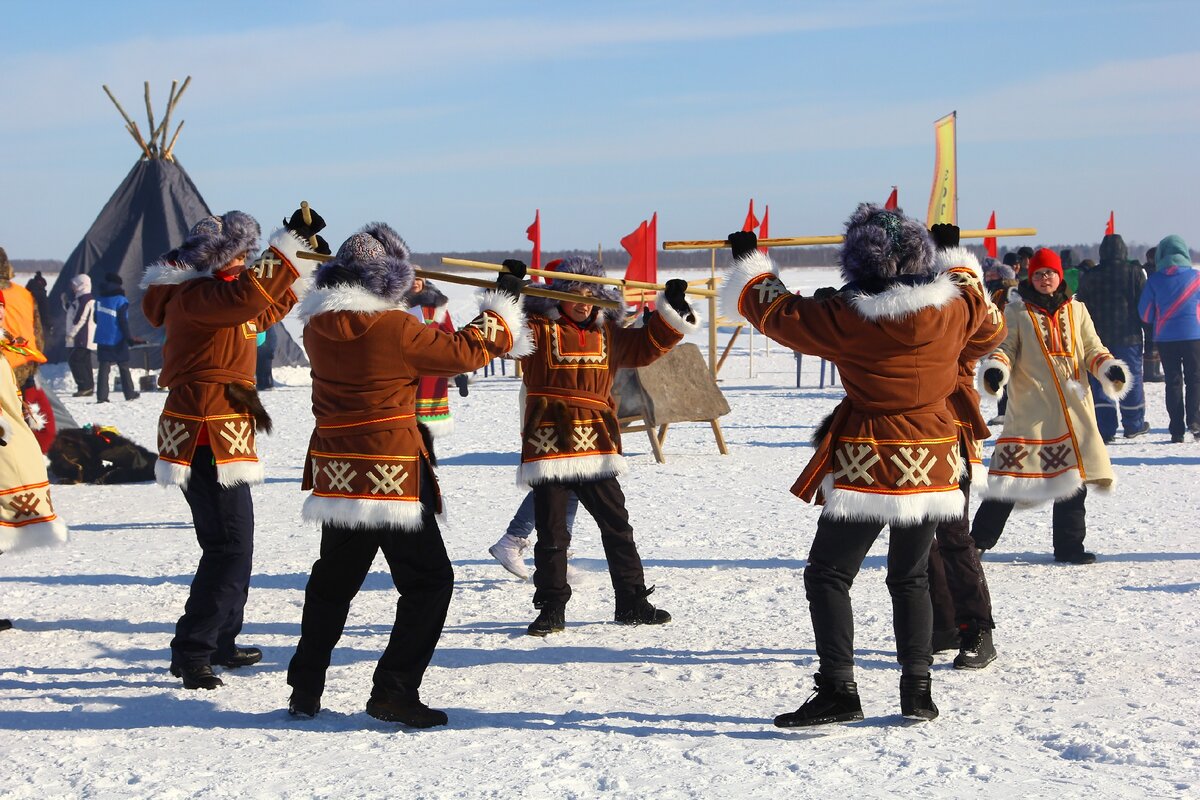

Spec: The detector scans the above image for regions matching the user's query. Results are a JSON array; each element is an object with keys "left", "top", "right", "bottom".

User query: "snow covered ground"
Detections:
[{"left": 2, "top": 268, "right": 1198, "bottom": 799}]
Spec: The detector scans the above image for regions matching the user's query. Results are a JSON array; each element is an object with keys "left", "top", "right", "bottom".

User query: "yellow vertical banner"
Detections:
[{"left": 926, "top": 111, "right": 957, "bottom": 226}]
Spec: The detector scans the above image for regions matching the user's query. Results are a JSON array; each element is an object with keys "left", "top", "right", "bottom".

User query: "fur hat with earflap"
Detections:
[
  {"left": 523, "top": 256, "right": 623, "bottom": 323},
  {"left": 839, "top": 203, "right": 936, "bottom": 291},
  {"left": 298, "top": 222, "right": 415, "bottom": 319},
  {"left": 163, "top": 211, "right": 261, "bottom": 273}
]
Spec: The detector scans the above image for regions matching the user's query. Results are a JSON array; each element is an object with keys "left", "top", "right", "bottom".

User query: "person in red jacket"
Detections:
[{"left": 141, "top": 207, "right": 321, "bottom": 690}]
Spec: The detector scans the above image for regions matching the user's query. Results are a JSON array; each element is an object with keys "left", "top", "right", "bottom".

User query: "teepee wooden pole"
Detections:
[
  {"left": 143, "top": 81, "right": 158, "bottom": 157},
  {"left": 163, "top": 120, "right": 184, "bottom": 161},
  {"left": 155, "top": 79, "right": 179, "bottom": 149},
  {"left": 104, "top": 85, "right": 152, "bottom": 159}
]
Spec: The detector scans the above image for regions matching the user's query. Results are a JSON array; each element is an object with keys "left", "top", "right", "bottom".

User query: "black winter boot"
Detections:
[
  {"left": 614, "top": 585, "right": 671, "bottom": 626},
  {"left": 176, "top": 664, "right": 224, "bottom": 690},
  {"left": 366, "top": 687, "right": 448, "bottom": 728},
  {"left": 774, "top": 674, "right": 864, "bottom": 727},
  {"left": 0, "top": 619, "right": 12, "bottom": 632},
  {"left": 527, "top": 605, "right": 566, "bottom": 637},
  {"left": 953, "top": 625, "right": 997, "bottom": 670},
  {"left": 288, "top": 689, "right": 321, "bottom": 718},
  {"left": 899, "top": 674, "right": 938, "bottom": 721},
  {"left": 214, "top": 646, "right": 263, "bottom": 669}
]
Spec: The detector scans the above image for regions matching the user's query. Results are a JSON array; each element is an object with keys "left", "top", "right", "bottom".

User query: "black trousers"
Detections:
[
  {"left": 531, "top": 477, "right": 646, "bottom": 609},
  {"left": 804, "top": 514, "right": 937, "bottom": 680},
  {"left": 171, "top": 447, "right": 255, "bottom": 668},
  {"left": 972, "top": 486, "right": 1088, "bottom": 559},
  {"left": 1157, "top": 340, "right": 1200, "bottom": 437},
  {"left": 97, "top": 361, "right": 136, "bottom": 401},
  {"left": 288, "top": 472, "right": 453, "bottom": 698},
  {"left": 68, "top": 347, "right": 94, "bottom": 392},
  {"left": 928, "top": 482, "right": 995, "bottom": 630}
]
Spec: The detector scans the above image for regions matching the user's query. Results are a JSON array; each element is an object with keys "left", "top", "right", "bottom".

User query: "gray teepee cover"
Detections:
[{"left": 46, "top": 158, "right": 210, "bottom": 361}]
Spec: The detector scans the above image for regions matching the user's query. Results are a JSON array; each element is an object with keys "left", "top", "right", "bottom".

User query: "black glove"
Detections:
[
  {"left": 813, "top": 286, "right": 838, "bottom": 300},
  {"left": 727, "top": 231, "right": 758, "bottom": 260},
  {"left": 284, "top": 207, "right": 326, "bottom": 239},
  {"left": 313, "top": 235, "right": 331, "bottom": 256},
  {"left": 501, "top": 259, "right": 528, "bottom": 281},
  {"left": 454, "top": 373, "right": 470, "bottom": 397},
  {"left": 929, "top": 223, "right": 960, "bottom": 250},
  {"left": 1105, "top": 365, "right": 1127, "bottom": 385},
  {"left": 663, "top": 279, "right": 691, "bottom": 316},
  {"left": 983, "top": 367, "right": 1004, "bottom": 394},
  {"left": 641, "top": 306, "right": 654, "bottom": 326}
]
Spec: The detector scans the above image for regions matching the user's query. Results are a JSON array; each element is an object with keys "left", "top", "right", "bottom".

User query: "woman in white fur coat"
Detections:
[
  {"left": 0, "top": 292, "right": 68, "bottom": 630},
  {"left": 972, "top": 249, "right": 1130, "bottom": 565}
]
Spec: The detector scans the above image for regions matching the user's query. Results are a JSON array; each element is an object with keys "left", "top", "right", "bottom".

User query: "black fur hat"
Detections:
[
  {"left": 313, "top": 222, "right": 414, "bottom": 303},
  {"left": 164, "top": 211, "right": 261, "bottom": 272},
  {"left": 523, "top": 256, "right": 623, "bottom": 321},
  {"left": 839, "top": 203, "right": 935, "bottom": 284}
]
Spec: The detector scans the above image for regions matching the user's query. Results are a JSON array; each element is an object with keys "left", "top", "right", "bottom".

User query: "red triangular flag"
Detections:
[
  {"left": 621, "top": 218, "right": 655, "bottom": 311},
  {"left": 984, "top": 211, "right": 997, "bottom": 258},
  {"left": 758, "top": 205, "right": 770, "bottom": 254},
  {"left": 1105, "top": 211, "right": 1115, "bottom": 236},
  {"left": 884, "top": 187, "right": 899, "bottom": 210},
  {"left": 526, "top": 209, "right": 542, "bottom": 277},
  {"left": 742, "top": 199, "right": 759, "bottom": 232}
]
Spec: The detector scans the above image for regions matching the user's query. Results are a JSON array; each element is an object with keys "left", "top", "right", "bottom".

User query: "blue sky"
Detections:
[{"left": 2, "top": 0, "right": 1197, "bottom": 259}]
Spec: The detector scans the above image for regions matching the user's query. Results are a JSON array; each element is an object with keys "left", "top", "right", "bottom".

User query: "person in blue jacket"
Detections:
[
  {"left": 1139, "top": 235, "right": 1200, "bottom": 442},
  {"left": 93, "top": 273, "right": 143, "bottom": 403}
]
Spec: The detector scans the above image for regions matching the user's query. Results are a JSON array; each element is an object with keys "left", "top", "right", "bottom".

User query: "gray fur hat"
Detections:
[
  {"left": 165, "top": 211, "right": 260, "bottom": 272},
  {"left": 839, "top": 203, "right": 935, "bottom": 285},
  {"left": 314, "top": 222, "right": 414, "bottom": 303},
  {"left": 523, "top": 256, "right": 623, "bottom": 321}
]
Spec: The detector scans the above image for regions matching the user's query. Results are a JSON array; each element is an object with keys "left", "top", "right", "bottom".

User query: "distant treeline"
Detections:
[{"left": 11, "top": 259, "right": 63, "bottom": 274}]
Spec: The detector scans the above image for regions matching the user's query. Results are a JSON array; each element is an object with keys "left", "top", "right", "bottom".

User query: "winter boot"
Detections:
[
  {"left": 366, "top": 687, "right": 448, "bottom": 728},
  {"left": 176, "top": 664, "right": 224, "bottom": 690},
  {"left": 614, "top": 585, "right": 671, "bottom": 626},
  {"left": 0, "top": 619, "right": 11, "bottom": 632},
  {"left": 953, "top": 625, "right": 997, "bottom": 670},
  {"left": 931, "top": 628, "right": 960, "bottom": 654},
  {"left": 1054, "top": 551, "right": 1097, "bottom": 565},
  {"left": 488, "top": 533, "right": 531, "bottom": 580},
  {"left": 1124, "top": 421, "right": 1150, "bottom": 439},
  {"left": 214, "top": 646, "right": 263, "bottom": 669},
  {"left": 899, "top": 674, "right": 939, "bottom": 721},
  {"left": 774, "top": 673, "right": 864, "bottom": 728},
  {"left": 527, "top": 605, "right": 565, "bottom": 637},
  {"left": 288, "top": 689, "right": 321, "bottom": 718}
]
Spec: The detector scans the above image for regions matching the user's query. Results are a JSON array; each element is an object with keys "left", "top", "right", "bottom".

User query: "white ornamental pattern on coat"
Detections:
[
  {"left": 890, "top": 447, "right": 937, "bottom": 487},
  {"left": 322, "top": 461, "right": 357, "bottom": 492},
  {"left": 159, "top": 419, "right": 191, "bottom": 456},
  {"left": 549, "top": 325, "right": 607, "bottom": 364},
  {"left": 465, "top": 313, "right": 503, "bottom": 344},
  {"left": 367, "top": 464, "right": 409, "bottom": 496},
  {"left": 530, "top": 428, "right": 559, "bottom": 454},
  {"left": 220, "top": 421, "right": 253, "bottom": 455},
  {"left": 250, "top": 252, "right": 281, "bottom": 280},
  {"left": 572, "top": 425, "right": 599, "bottom": 452},
  {"left": 754, "top": 276, "right": 787, "bottom": 305},
  {"left": 833, "top": 443, "right": 881, "bottom": 484}
]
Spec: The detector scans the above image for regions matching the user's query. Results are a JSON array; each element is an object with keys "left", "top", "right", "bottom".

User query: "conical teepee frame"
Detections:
[{"left": 102, "top": 77, "right": 191, "bottom": 161}]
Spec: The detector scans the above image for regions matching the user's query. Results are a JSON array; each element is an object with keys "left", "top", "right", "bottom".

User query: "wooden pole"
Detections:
[
  {"left": 155, "top": 79, "right": 179, "bottom": 150},
  {"left": 708, "top": 249, "right": 718, "bottom": 376},
  {"left": 295, "top": 252, "right": 623, "bottom": 309},
  {"left": 663, "top": 228, "right": 1038, "bottom": 251},
  {"left": 163, "top": 120, "right": 184, "bottom": 161},
  {"left": 103, "top": 85, "right": 151, "bottom": 158},
  {"left": 440, "top": 256, "right": 717, "bottom": 298},
  {"left": 143, "top": 81, "right": 157, "bottom": 157},
  {"left": 299, "top": 201, "right": 318, "bottom": 249}
]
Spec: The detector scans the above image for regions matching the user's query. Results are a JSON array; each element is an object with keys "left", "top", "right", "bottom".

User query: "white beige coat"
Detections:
[
  {"left": 980, "top": 289, "right": 1129, "bottom": 503},
  {"left": 0, "top": 359, "right": 67, "bottom": 552}
]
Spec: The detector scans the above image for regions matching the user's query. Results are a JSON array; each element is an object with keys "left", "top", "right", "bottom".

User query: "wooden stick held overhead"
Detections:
[
  {"left": 662, "top": 228, "right": 1038, "bottom": 251},
  {"left": 441, "top": 257, "right": 718, "bottom": 298},
  {"left": 295, "top": 252, "right": 623, "bottom": 309},
  {"left": 299, "top": 201, "right": 319, "bottom": 249}
]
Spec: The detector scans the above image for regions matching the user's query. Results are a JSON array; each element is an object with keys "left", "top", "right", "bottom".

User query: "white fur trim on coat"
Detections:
[
  {"left": 719, "top": 251, "right": 778, "bottom": 322},
  {"left": 216, "top": 460, "right": 265, "bottom": 488},
  {"left": 970, "top": 461, "right": 989, "bottom": 490},
  {"left": 0, "top": 516, "right": 68, "bottom": 553},
  {"left": 819, "top": 475, "right": 966, "bottom": 526},
  {"left": 430, "top": 306, "right": 448, "bottom": 324},
  {"left": 296, "top": 283, "right": 402, "bottom": 322},
  {"left": 302, "top": 494, "right": 427, "bottom": 532},
  {"left": 267, "top": 227, "right": 312, "bottom": 271},
  {"left": 140, "top": 260, "right": 207, "bottom": 289},
  {"left": 478, "top": 290, "right": 534, "bottom": 359},
  {"left": 23, "top": 404, "right": 47, "bottom": 431},
  {"left": 1093, "top": 357, "right": 1134, "bottom": 401},
  {"left": 419, "top": 417, "right": 454, "bottom": 438},
  {"left": 517, "top": 453, "right": 629, "bottom": 489},
  {"left": 847, "top": 271, "right": 960, "bottom": 321},
  {"left": 654, "top": 291, "right": 702, "bottom": 334},
  {"left": 983, "top": 470, "right": 1093, "bottom": 505},
  {"left": 978, "top": 354, "right": 1011, "bottom": 397},
  {"left": 155, "top": 459, "right": 191, "bottom": 488},
  {"left": 934, "top": 246, "right": 983, "bottom": 280}
]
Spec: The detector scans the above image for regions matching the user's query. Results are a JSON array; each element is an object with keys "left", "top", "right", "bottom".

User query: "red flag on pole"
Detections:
[
  {"left": 984, "top": 211, "right": 997, "bottom": 258},
  {"left": 758, "top": 205, "right": 770, "bottom": 254},
  {"left": 1105, "top": 211, "right": 1115, "bottom": 236},
  {"left": 742, "top": 199, "right": 759, "bottom": 232},
  {"left": 884, "top": 187, "right": 899, "bottom": 210},
  {"left": 526, "top": 209, "right": 542, "bottom": 278},
  {"left": 621, "top": 217, "right": 657, "bottom": 311}
]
